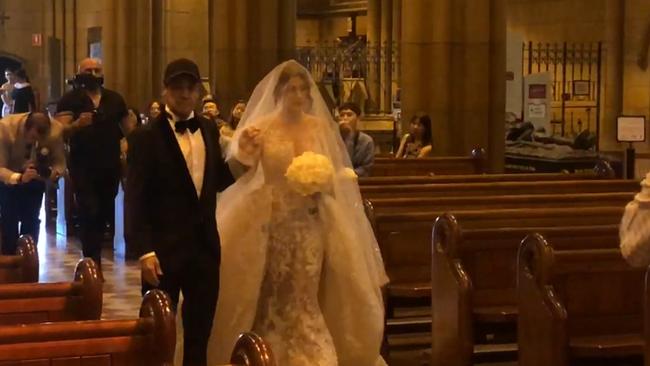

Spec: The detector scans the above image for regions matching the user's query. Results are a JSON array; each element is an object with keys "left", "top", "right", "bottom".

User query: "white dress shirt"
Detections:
[{"left": 166, "top": 105, "right": 205, "bottom": 198}]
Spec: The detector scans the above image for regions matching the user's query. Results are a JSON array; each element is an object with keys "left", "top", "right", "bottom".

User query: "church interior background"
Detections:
[
  {"left": 1, "top": 0, "right": 649, "bottom": 175},
  {"left": 2, "top": 1, "right": 650, "bottom": 365}
]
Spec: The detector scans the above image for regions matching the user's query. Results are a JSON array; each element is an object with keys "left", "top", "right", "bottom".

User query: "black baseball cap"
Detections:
[{"left": 164, "top": 58, "right": 200, "bottom": 86}]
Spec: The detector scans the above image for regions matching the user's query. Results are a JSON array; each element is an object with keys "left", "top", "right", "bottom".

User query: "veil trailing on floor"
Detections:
[{"left": 207, "top": 60, "right": 388, "bottom": 365}]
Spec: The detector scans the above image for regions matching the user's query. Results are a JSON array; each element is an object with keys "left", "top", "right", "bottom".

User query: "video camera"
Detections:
[
  {"left": 33, "top": 145, "right": 52, "bottom": 179},
  {"left": 65, "top": 73, "right": 104, "bottom": 90}
]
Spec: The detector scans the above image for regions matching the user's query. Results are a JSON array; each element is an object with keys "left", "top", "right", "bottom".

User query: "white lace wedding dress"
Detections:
[
  {"left": 205, "top": 60, "right": 387, "bottom": 366},
  {"left": 250, "top": 128, "right": 337, "bottom": 365}
]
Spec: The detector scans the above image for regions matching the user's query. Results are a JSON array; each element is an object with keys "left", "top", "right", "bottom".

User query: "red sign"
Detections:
[
  {"left": 31, "top": 33, "right": 42, "bottom": 47},
  {"left": 528, "top": 84, "right": 546, "bottom": 99}
]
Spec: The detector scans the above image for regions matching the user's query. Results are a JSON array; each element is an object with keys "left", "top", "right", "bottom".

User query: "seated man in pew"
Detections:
[
  {"left": 0, "top": 235, "right": 38, "bottom": 283},
  {"left": 0, "top": 112, "right": 65, "bottom": 254},
  {"left": 338, "top": 102, "right": 375, "bottom": 177}
]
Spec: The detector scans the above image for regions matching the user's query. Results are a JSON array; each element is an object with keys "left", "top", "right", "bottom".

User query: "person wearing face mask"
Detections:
[
  {"left": 55, "top": 58, "right": 128, "bottom": 276},
  {"left": 0, "top": 112, "right": 66, "bottom": 254},
  {"left": 338, "top": 102, "right": 375, "bottom": 177}
]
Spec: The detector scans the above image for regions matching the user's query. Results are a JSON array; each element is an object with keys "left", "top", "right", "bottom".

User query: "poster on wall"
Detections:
[
  {"left": 617, "top": 116, "right": 646, "bottom": 142},
  {"left": 528, "top": 103, "right": 547, "bottom": 119},
  {"left": 89, "top": 42, "right": 102, "bottom": 60}
]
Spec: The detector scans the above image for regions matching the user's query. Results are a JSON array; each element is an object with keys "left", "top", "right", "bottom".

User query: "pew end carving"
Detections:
[
  {"left": 431, "top": 214, "right": 473, "bottom": 366},
  {"left": 230, "top": 332, "right": 276, "bottom": 366},
  {"left": 0, "top": 235, "right": 39, "bottom": 284},
  {"left": 0, "top": 289, "right": 175, "bottom": 365},
  {"left": 517, "top": 233, "right": 568, "bottom": 366},
  {"left": 0, "top": 258, "right": 102, "bottom": 325}
]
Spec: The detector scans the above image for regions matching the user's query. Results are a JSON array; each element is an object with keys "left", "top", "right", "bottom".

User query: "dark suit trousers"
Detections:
[
  {"left": 0, "top": 181, "right": 45, "bottom": 254},
  {"left": 74, "top": 174, "right": 118, "bottom": 267},
  {"left": 142, "top": 239, "right": 220, "bottom": 366}
]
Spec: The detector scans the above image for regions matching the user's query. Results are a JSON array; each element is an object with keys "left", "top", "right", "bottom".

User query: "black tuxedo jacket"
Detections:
[{"left": 124, "top": 111, "right": 234, "bottom": 271}]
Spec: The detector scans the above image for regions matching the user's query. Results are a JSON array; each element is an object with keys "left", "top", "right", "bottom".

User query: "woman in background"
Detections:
[
  {"left": 11, "top": 68, "right": 36, "bottom": 114},
  {"left": 146, "top": 100, "right": 161, "bottom": 122},
  {"left": 395, "top": 113, "right": 433, "bottom": 158}
]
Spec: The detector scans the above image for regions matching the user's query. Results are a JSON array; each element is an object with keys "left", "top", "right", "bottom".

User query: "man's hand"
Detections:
[
  {"left": 141, "top": 255, "right": 163, "bottom": 286},
  {"left": 20, "top": 167, "right": 39, "bottom": 183},
  {"left": 75, "top": 112, "right": 94, "bottom": 128},
  {"left": 239, "top": 127, "right": 262, "bottom": 157}
]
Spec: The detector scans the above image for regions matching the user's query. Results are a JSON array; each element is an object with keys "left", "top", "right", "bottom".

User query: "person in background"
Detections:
[
  {"left": 55, "top": 57, "right": 128, "bottom": 277},
  {"left": 10, "top": 69, "right": 36, "bottom": 114},
  {"left": 120, "top": 107, "right": 142, "bottom": 179},
  {"left": 0, "top": 112, "right": 65, "bottom": 254},
  {"left": 228, "top": 100, "right": 246, "bottom": 131},
  {"left": 396, "top": 113, "right": 433, "bottom": 158},
  {"left": 219, "top": 100, "right": 246, "bottom": 140},
  {"left": 146, "top": 100, "right": 161, "bottom": 123},
  {"left": 202, "top": 96, "right": 227, "bottom": 129},
  {"left": 1, "top": 69, "right": 16, "bottom": 117},
  {"left": 338, "top": 102, "right": 374, "bottom": 177}
]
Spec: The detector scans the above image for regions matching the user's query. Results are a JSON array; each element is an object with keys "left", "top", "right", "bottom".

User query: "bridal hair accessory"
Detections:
[{"left": 285, "top": 151, "right": 335, "bottom": 196}]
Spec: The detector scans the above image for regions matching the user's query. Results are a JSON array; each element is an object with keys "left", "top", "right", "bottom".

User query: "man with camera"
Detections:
[
  {"left": 56, "top": 58, "right": 128, "bottom": 273},
  {"left": 0, "top": 112, "right": 65, "bottom": 254}
]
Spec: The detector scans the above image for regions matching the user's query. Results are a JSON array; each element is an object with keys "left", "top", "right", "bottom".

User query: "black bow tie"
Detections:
[{"left": 174, "top": 118, "right": 200, "bottom": 134}]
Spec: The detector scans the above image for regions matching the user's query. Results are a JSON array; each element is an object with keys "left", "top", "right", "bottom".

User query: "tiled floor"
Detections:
[{"left": 37, "top": 215, "right": 142, "bottom": 320}]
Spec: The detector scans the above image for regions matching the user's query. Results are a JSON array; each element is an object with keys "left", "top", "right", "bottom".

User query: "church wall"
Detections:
[
  {"left": 622, "top": 0, "right": 650, "bottom": 152},
  {"left": 296, "top": 15, "right": 367, "bottom": 46},
  {"left": 0, "top": 0, "right": 51, "bottom": 107},
  {"left": 164, "top": 0, "right": 209, "bottom": 93},
  {"left": 507, "top": 0, "right": 607, "bottom": 42}
]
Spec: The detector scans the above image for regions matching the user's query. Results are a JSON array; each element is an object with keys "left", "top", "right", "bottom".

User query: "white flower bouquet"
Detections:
[{"left": 285, "top": 151, "right": 335, "bottom": 196}]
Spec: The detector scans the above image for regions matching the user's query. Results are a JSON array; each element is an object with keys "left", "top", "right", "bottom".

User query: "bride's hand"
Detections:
[{"left": 239, "top": 127, "right": 262, "bottom": 158}]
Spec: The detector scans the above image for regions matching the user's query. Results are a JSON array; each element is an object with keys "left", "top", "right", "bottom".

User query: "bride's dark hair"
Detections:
[{"left": 273, "top": 62, "right": 312, "bottom": 104}]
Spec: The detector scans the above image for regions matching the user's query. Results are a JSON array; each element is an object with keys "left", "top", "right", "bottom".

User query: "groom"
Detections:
[{"left": 125, "top": 58, "right": 234, "bottom": 365}]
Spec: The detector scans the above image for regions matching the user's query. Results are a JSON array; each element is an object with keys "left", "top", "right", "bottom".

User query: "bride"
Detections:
[{"left": 184, "top": 60, "right": 387, "bottom": 365}]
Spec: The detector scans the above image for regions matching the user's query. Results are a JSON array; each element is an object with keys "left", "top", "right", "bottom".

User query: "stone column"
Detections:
[
  {"left": 102, "top": 0, "right": 152, "bottom": 107},
  {"left": 401, "top": 0, "right": 505, "bottom": 171},
  {"left": 151, "top": 0, "right": 165, "bottom": 99},
  {"left": 392, "top": 0, "right": 402, "bottom": 87},
  {"left": 601, "top": 0, "right": 624, "bottom": 151},
  {"left": 366, "top": 0, "right": 382, "bottom": 113},
  {"left": 380, "top": 0, "right": 393, "bottom": 113},
  {"left": 210, "top": 0, "right": 296, "bottom": 114},
  {"left": 487, "top": 0, "right": 506, "bottom": 172}
]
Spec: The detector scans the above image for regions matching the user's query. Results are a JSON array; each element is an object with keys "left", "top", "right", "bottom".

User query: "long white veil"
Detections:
[{"left": 207, "top": 60, "right": 388, "bottom": 365}]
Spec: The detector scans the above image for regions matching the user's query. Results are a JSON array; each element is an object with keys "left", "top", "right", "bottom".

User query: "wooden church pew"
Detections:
[
  {"left": 230, "top": 332, "right": 276, "bottom": 366},
  {"left": 0, "top": 235, "right": 39, "bottom": 284},
  {"left": 361, "top": 179, "right": 639, "bottom": 200},
  {"left": 360, "top": 159, "right": 615, "bottom": 185},
  {"left": 430, "top": 215, "right": 620, "bottom": 366},
  {"left": 367, "top": 192, "right": 634, "bottom": 214},
  {"left": 0, "top": 289, "right": 175, "bottom": 366},
  {"left": 517, "top": 233, "right": 644, "bottom": 366},
  {"left": 374, "top": 206, "right": 624, "bottom": 354},
  {"left": 370, "top": 148, "right": 487, "bottom": 176},
  {"left": 0, "top": 258, "right": 102, "bottom": 325}
]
